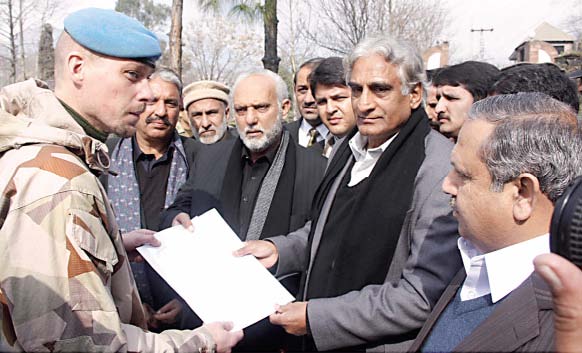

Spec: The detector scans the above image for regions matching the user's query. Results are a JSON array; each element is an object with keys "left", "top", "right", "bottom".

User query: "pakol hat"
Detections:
[{"left": 183, "top": 80, "right": 230, "bottom": 109}]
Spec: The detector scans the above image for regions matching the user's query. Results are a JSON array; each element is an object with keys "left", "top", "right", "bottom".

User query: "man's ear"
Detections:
[
  {"left": 281, "top": 98, "right": 291, "bottom": 116},
  {"left": 67, "top": 51, "right": 86, "bottom": 84},
  {"left": 409, "top": 83, "right": 423, "bottom": 109},
  {"left": 512, "top": 173, "right": 541, "bottom": 222}
]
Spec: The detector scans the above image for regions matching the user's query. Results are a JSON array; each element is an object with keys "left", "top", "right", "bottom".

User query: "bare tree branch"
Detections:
[
  {"left": 182, "top": 16, "right": 262, "bottom": 86},
  {"left": 303, "top": 0, "right": 447, "bottom": 55}
]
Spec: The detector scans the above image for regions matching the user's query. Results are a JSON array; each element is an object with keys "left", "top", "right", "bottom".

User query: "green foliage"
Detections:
[
  {"left": 115, "top": 0, "right": 171, "bottom": 31},
  {"left": 198, "top": 0, "right": 263, "bottom": 23}
]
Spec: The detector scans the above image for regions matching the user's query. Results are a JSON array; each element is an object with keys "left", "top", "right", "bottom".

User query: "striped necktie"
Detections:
[{"left": 307, "top": 128, "right": 319, "bottom": 147}]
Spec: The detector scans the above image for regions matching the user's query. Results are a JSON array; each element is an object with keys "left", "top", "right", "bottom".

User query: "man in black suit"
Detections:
[
  {"left": 161, "top": 68, "right": 325, "bottom": 242},
  {"left": 285, "top": 58, "right": 329, "bottom": 153},
  {"left": 409, "top": 92, "right": 582, "bottom": 352},
  {"left": 160, "top": 69, "right": 326, "bottom": 351}
]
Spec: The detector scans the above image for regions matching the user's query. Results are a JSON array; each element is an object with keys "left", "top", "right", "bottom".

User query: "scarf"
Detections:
[
  {"left": 107, "top": 132, "right": 189, "bottom": 233},
  {"left": 245, "top": 131, "right": 290, "bottom": 240},
  {"left": 220, "top": 131, "right": 297, "bottom": 240},
  {"left": 304, "top": 108, "right": 431, "bottom": 299}
]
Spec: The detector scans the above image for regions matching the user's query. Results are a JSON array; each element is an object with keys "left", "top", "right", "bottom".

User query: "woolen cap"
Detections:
[
  {"left": 64, "top": 8, "right": 161, "bottom": 67},
  {"left": 183, "top": 80, "right": 230, "bottom": 109}
]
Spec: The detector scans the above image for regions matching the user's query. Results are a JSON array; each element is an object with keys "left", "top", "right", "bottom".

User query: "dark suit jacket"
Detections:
[
  {"left": 409, "top": 269, "right": 555, "bottom": 352},
  {"left": 160, "top": 131, "right": 326, "bottom": 238},
  {"left": 285, "top": 118, "right": 325, "bottom": 154},
  {"left": 159, "top": 131, "right": 326, "bottom": 350}
]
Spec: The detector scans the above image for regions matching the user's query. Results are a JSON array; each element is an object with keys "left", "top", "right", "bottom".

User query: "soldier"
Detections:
[{"left": 0, "top": 8, "right": 242, "bottom": 352}]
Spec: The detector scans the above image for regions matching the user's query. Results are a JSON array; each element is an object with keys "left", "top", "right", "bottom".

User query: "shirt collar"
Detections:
[
  {"left": 59, "top": 99, "right": 108, "bottom": 142},
  {"left": 458, "top": 234, "right": 550, "bottom": 303},
  {"left": 299, "top": 118, "right": 329, "bottom": 139},
  {"left": 348, "top": 132, "right": 398, "bottom": 162},
  {"left": 132, "top": 135, "right": 175, "bottom": 163}
]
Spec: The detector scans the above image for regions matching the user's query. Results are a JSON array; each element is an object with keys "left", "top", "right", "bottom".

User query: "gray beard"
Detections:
[
  {"left": 193, "top": 121, "right": 227, "bottom": 144},
  {"left": 238, "top": 117, "right": 283, "bottom": 152}
]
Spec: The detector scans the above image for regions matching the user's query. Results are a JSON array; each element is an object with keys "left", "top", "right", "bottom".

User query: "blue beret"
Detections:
[{"left": 64, "top": 8, "right": 161, "bottom": 66}]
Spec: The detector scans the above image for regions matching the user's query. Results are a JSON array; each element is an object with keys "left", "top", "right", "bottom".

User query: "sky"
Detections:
[
  {"left": 444, "top": 0, "right": 575, "bottom": 66},
  {"left": 57, "top": 0, "right": 576, "bottom": 68}
]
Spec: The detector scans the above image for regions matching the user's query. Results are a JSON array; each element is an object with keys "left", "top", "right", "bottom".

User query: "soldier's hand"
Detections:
[
  {"left": 203, "top": 322, "right": 244, "bottom": 353},
  {"left": 122, "top": 229, "right": 160, "bottom": 262},
  {"left": 172, "top": 212, "right": 194, "bottom": 232},
  {"left": 233, "top": 240, "right": 279, "bottom": 269}
]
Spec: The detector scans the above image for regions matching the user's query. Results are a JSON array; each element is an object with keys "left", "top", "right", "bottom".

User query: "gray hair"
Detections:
[
  {"left": 150, "top": 67, "right": 183, "bottom": 95},
  {"left": 231, "top": 69, "right": 289, "bottom": 107},
  {"left": 344, "top": 34, "right": 426, "bottom": 95},
  {"left": 470, "top": 92, "right": 582, "bottom": 203}
]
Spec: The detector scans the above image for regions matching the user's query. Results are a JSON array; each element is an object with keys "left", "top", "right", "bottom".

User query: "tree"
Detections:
[
  {"left": 182, "top": 16, "right": 262, "bottom": 85},
  {"left": 276, "top": 0, "right": 320, "bottom": 90},
  {"left": 199, "top": 0, "right": 281, "bottom": 73},
  {"left": 168, "top": 0, "right": 183, "bottom": 77},
  {"left": 0, "top": 0, "right": 20, "bottom": 83},
  {"left": 115, "top": 0, "right": 171, "bottom": 32},
  {"left": 37, "top": 22, "right": 53, "bottom": 84},
  {"left": 564, "top": 0, "right": 582, "bottom": 51},
  {"left": 0, "top": 0, "right": 59, "bottom": 85},
  {"left": 302, "top": 0, "right": 447, "bottom": 55}
]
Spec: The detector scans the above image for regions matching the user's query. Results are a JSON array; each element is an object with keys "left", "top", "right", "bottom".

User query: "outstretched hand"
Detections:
[
  {"left": 203, "top": 321, "right": 244, "bottom": 353},
  {"left": 122, "top": 229, "right": 160, "bottom": 262},
  {"left": 534, "top": 253, "right": 582, "bottom": 353},
  {"left": 172, "top": 212, "right": 194, "bottom": 232},
  {"left": 233, "top": 240, "right": 279, "bottom": 269}
]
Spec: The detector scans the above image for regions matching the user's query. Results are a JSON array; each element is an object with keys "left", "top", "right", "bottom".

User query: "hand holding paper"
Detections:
[
  {"left": 234, "top": 240, "right": 279, "bottom": 269},
  {"left": 137, "top": 209, "right": 294, "bottom": 331}
]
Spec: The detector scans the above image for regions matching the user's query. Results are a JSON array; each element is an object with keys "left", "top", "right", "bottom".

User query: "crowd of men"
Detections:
[{"left": 1, "top": 6, "right": 582, "bottom": 353}]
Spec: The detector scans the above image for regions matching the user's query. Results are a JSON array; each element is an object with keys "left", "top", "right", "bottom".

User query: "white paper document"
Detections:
[{"left": 137, "top": 209, "right": 294, "bottom": 330}]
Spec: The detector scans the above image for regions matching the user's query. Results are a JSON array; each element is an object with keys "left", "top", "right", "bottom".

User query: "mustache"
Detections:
[
  {"left": 245, "top": 127, "right": 264, "bottom": 134},
  {"left": 145, "top": 115, "right": 171, "bottom": 126}
]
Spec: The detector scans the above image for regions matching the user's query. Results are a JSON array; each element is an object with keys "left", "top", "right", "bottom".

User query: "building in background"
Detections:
[{"left": 509, "top": 22, "right": 575, "bottom": 64}]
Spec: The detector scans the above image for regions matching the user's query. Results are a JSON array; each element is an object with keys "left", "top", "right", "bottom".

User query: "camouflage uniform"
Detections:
[{"left": 0, "top": 79, "right": 216, "bottom": 352}]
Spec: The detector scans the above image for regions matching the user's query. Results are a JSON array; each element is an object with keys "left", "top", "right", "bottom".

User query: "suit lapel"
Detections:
[{"left": 454, "top": 274, "right": 546, "bottom": 352}]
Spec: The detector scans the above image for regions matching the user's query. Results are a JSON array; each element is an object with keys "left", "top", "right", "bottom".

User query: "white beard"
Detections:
[
  {"left": 238, "top": 116, "right": 283, "bottom": 152},
  {"left": 194, "top": 120, "right": 227, "bottom": 144}
]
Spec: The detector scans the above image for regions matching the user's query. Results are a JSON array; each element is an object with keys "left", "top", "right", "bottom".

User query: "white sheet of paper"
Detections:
[{"left": 137, "top": 209, "right": 294, "bottom": 330}]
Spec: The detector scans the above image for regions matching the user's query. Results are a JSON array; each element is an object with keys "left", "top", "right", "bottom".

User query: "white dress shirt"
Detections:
[
  {"left": 347, "top": 132, "right": 398, "bottom": 186},
  {"left": 458, "top": 234, "right": 550, "bottom": 303},
  {"left": 298, "top": 118, "right": 329, "bottom": 147}
]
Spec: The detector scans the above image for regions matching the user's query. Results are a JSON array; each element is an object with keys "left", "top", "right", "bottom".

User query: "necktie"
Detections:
[
  {"left": 307, "top": 128, "right": 319, "bottom": 147},
  {"left": 323, "top": 136, "right": 335, "bottom": 157}
]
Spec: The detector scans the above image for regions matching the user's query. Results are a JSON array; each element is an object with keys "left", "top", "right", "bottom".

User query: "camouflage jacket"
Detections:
[{"left": 0, "top": 79, "right": 215, "bottom": 352}]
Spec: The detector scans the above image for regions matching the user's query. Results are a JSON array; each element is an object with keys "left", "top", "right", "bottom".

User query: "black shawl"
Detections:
[
  {"left": 219, "top": 139, "right": 298, "bottom": 240},
  {"left": 303, "top": 108, "right": 431, "bottom": 299}
]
